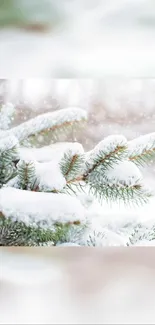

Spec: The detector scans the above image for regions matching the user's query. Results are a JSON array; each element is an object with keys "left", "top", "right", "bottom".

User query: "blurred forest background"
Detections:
[{"left": 0, "top": 0, "right": 155, "bottom": 77}]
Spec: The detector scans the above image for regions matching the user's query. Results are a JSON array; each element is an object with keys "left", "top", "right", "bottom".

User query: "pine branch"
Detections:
[
  {"left": 2, "top": 108, "right": 87, "bottom": 143},
  {"left": 88, "top": 181, "right": 151, "bottom": 206},
  {"left": 0, "top": 136, "right": 19, "bottom": 187},
  {"left": 16, "top": 160, "right": 37, "bottom": 190},
  {"left": 59, "top": 136, "right": 151, "bottom": 206},
  {"left": 0, "top": 187, "right": 85, "bottom": 228},
  {"left": 84, "top": 136, "right": 128, "bottom": 181},
  {"left": 86, "top": 230, "right": 106, "bottom": 247},
  {"left": 0, "top": 214, "right": 86, "bottom": 247},
  {"left": 128, "top": 133, "right": 155, "bottom": 166},
  {"left": 127, "top": 223, "right": 155, "bottom": 246},
  {"left": 60, "top": 150, "right": 85, "bottom": 183},
  {"left": 0, "top": 135, "right": 18, "bottom": 154},
  {"left": 60, "top": 136, "right": 128, "bottom": 186}
]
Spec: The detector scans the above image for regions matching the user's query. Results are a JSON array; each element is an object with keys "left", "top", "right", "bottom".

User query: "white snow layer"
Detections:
[
  {"left": 34, "top": 161, "right": 66, "bottom": 191},
  {"left": 85, "top": 134, "right": 127, "bottom": 170},
  {"left": 18, "top": 142, "right": 84, "bottom": 191},
  {"left": 0, "top": 102, "right": 15, "bottom": 130},
  {"left": 19, "top": 142, "right": 84, "bottom": 162},
  {"left": 104, "top": 160, "right": 142, "bottom": 186},
  {"left": 0, "top": 187, "right": 85, "bottom": 226},
  {"left": 0, "top": 135, "right": 18, "bottom": 153},
  {"left": 128, "top": 132, "right": 155, "bottom": 158},
  {"left": 1, "top": 107, "right": 87, "bottom": 142}
]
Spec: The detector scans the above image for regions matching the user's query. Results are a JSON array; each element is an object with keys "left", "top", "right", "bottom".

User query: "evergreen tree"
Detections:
[{"left": 0, "top": 103, "right": 155, "bottom": 246}]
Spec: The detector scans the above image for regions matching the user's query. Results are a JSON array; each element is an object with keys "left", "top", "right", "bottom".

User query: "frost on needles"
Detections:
[{"left": 0, "top": 103, "right": 155, "bottom": 246}]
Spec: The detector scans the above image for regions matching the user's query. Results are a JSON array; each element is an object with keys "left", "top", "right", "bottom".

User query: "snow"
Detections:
[
  {"left": 56, "top": 243, "right": 81, "bottom": 247},
  {"left": 0, "top": 103, "right": 15, "bottom": 130},
  {"left": 136, "top": 239, "right": 155, "bottom": 246},
  {"left": 0, "top": 187, "right": 85, "bottom": 226},
  {"left": 17, "top": 142, "right": 85, "bottom": 191},
  {"left": 104, "top": 160, "right": 142, "bottom": 186},
  {"left": 17, "top": 136, "right": 145, "bottom": 195},
  {"left": 34, "top": 160, "right": 66, "bottom": 192},
  {"left": 1, "top": 107, "right": 87, "bottom": 142},
  {"left": 128, "top": 132, "right": 155, "bottom": 158},
  {"left": 84, "top": 227, "right": 126, "bottom": 247},
  {"left": 0, "top": 135, "right": 18, "bottom": 153},
  {"left": 85, "top": 194, "right": 155, "bottom": 246},
  {"left": 1, "top": 1, "right": 155, "bottom": 77},
  {"left": 85, "top": 135, "right": 127, "bottom": 170},
  {"left": 19, "top": 142, "right": 84, "bottom": 162}
]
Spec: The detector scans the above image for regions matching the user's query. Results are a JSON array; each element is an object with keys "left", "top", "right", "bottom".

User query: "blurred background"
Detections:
[
  {"left": 0, "top": 0, "right": 155, "bottom": 77},
  {"left": 1, "top": 247, "right": 155, "bottom": 324}
]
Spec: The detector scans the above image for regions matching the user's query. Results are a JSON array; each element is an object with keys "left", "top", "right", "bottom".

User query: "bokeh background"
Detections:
[
  {"left": 1, "top": 247, "right": 155, "bottom": 324},
  {"left": 0, "top": 0, "right": 155, "bottom": 77}
]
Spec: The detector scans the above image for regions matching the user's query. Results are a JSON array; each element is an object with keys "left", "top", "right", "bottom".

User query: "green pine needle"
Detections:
[
  {"left": 17, "top": 160, "right": 37, "bottom": 190},
  {"left": 0, "top": 215, "right": 86, "bottom": 247},
  {"left": 88, "top": 181, "right": 151, "bottom": 206},
  {"left": 60, "top": 150, "right": 84, "bottom": 182},
  {"left": 84, "top": 145, "right": 127, "bottom": 181}
]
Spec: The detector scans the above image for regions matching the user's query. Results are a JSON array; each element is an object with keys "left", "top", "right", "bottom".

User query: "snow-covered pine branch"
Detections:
[
  {"left": 0, "top": 135, "right": 18, "bottom": 154},
  {"left": 60, "top": 146, "right": 85, "bottom": 183},
  {"left": 9, "top": 142, "right": 85, "bottom": 192},
  {"left": 128, "top": 133, "right": 155, "bottom": 166},
  {"left": 7, "top": 136, "right": 152, "bottom": 205},
  {"left": 58, "top": 136, "right": 150, "bottom": 205},
  {"left": 127, "top": 222, "right": 155, "bottom": 246},
  {"left": 0, "top": 107, "right": 87, "bottom": 143},
  {"left": 16, "top": 160, "right": 37, "bottom": 191},
  {"left": 83, "top": 135, "right": 128, "bottom": 181},
  {"left": 0, "top": 186, "right": 86, "bottom": 246},
  {"left": 0, "top": 104, "right": 155, "bottom": 247},
  {"left": 89, "top": 160, "right": 150, "bottom": 205},
  {"left": 0, "top": 135, "right": 19, "bottom": 187}
]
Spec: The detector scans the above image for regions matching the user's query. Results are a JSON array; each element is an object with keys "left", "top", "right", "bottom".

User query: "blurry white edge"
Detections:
[{"left": 0, "top": 250, "right": 62, "bottom": 285}]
